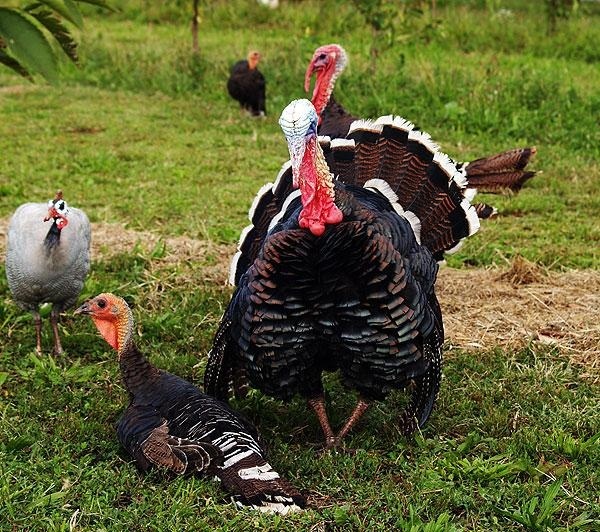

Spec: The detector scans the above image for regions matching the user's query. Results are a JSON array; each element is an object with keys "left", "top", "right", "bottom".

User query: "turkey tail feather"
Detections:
[
  {"left": 219, "top": 455, "right": 305, "bottom": 514},
  {"left": 400, "top": 331, "right": 442, "bottom": 435},
  {"left": 473, "top": 203, "right": 498, "bottom": 220},
  {"left": 204, "top": 313, "right": 235, "bottom": 401},
  {"left": 464, "top": 147, "right": 537, "bottom": 194},
  {"left": 345, "top": 115, "right": 479, "bottom": 258},
  {"left": 229, "top": 162, "right": 295, "bottom": 286}
]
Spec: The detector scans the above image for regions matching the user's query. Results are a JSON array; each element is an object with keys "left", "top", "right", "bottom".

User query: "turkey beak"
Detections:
[
  {"left": 287, "top": 137, "right": 306, "bottom": 188},
  {"left": 74, "top": 301, "right": 92, "bottom": 316},
  {"left": 304, "top": 61, "right": 316, "bottom": 93}
]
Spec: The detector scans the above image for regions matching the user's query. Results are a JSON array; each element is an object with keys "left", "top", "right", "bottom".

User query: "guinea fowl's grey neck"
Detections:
[{"left": 43, "top": 220, "right": 61, "bottom": 251}]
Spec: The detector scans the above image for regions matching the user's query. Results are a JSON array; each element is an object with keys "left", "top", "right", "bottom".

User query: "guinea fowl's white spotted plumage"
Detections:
[{"left": 5, "top": 192, "right": 91, "bottom": 354}]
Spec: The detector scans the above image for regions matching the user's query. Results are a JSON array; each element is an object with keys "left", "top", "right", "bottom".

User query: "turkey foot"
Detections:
[
  {"left": 333, "top": 398, "right": 370, "bottom": 447},
  {"left": 307, "top": 396, "right": 336, "bottom": 448}
]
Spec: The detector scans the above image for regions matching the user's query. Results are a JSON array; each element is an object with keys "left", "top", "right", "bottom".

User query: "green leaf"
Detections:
[
  {"left": 0, "top": 48, "right": 32, "bottom": 79},
  {"left": 0, "top": 371, "right": 8, "bottom": 387},
  {"left": 76, "top": 0, "right": 118, "bottom": 13},
  {"left": 37, "top": 0, "right": 83, "bottom": 29},
  {"left": 0, "top": 8, "right": 58, "bottom": 83},
  {"left": 30, "top": 10, "right": 78, "bottom": 63}
]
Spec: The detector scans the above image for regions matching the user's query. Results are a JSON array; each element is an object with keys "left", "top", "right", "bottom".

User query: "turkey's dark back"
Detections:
[
  {"left": 318, "top": 94, "right": 356, "bottom": 139},
  {"left": 227, "top": 60, "right": 266, "bottom": 116}
]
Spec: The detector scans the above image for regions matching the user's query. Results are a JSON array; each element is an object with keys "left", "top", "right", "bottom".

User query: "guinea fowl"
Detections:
[
  {"left": 5, "top": 190, "right": 91, "bottom": 354},
  {"left": 227, "top": 50, "right": 267, "bottom": 116},
  {"left": 305, "top": 43, "right": 537, "bottom": 195},
  {"left": 205, "top": 99, "right": 482, "bottom": 448},
  {"left": 75, "top": 293, "right": 305, "bottom": 513}
]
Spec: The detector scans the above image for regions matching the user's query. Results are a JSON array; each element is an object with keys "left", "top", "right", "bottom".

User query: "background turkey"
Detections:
[
  {"left": 227, "top": 50, "right": 267, "bottom": 116},
  {"left": 75, "top": 293, "right": 305, "bottom": 513},
  {"left": 305, "top": 43, "right": 537, "bottom": 196},
  {"left": 5, "top": 190, "right": 91, "bottom": 354},
  {"left": 205, "top": 99, "right": 483, "bottom": 449}
]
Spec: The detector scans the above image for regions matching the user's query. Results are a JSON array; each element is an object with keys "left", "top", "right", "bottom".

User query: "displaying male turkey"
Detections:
[
  {"left": 5, "top": 190, "right": 91, "bottom": 354},
  {"left": 305, "top": 43, "right": 537, "bottom": 195},
  {"left": 227, "top": 51, "right": 266, "bottom": 116},
  {"left": 205, "top": 99, "right": 482, "bottom": 449},
  {"left": 75, "top": 293, "right": 305, "bottom": 513}
]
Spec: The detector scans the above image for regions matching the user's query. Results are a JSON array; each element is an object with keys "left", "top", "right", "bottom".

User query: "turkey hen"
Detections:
[
  {"left": 75, "top": 293, "right": 304, "bottom": 513},
  {"left": 227, "top": 51, "right": 267, "bottom": 116},
  {"left": 205, "top": 99, "right": 482, "bottom": 448},
  {"left": 5, "top": 190, "right": 91, "bottom": 354},
  {"left": 305, "top": 43, "right": 537, "bottom": 195}
]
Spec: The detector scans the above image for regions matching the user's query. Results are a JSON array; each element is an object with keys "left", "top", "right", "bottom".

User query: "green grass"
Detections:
[{"left": 1, "top": 1, "right": 599, "bottom": 530}]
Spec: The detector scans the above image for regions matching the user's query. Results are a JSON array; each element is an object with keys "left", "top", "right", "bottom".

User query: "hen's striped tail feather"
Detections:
[{"left": 219, "top": 455, "right": 305, "bottom": 514}]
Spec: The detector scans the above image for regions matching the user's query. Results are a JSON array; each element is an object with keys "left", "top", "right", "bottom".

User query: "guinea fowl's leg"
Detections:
[
  {"left": 50, "top": 306, "right": 63, "bottom": 355},
  {"left": 307, "top": 396, "right": 336, "bottom": 448},
  {"left": 32, "top": 310, "right": 43, "bottom": 355},
  {"left": 334, "top": 398, "right": 370, "bottom": 445}
]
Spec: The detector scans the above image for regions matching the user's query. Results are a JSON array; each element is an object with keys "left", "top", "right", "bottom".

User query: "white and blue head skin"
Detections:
[{"left": 279, "top": 99, "right": 319, "bottom": 186}]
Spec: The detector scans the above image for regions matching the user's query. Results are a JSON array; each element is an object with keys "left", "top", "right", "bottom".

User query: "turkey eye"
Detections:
[
  {"left": 319, "top": 53, "right": 327, "bottom": 60},
  {"left": 97, "top": 299, "right": 106, "bottom": 309}
]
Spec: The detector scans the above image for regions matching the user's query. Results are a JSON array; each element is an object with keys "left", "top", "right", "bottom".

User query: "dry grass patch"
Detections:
[
  {"left": 91, "top": 222, "right": 233, "bottom": 281},
  {"left": 438, "top": 266, "right": 600, "bottom": 381}
]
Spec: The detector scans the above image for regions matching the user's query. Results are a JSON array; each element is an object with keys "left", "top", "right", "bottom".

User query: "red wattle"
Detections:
[{"left": 299, "top": 195, "right": 342, "bottom": 237}]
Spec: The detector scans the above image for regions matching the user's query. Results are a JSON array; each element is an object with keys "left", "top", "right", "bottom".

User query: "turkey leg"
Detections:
[
  {"left": 334, "top": 398, "right": 370, "bottom": 445},
  {"left": 50, "top": 307, "right": 63, "bottom": 355},
  {"left": 307, "top": 396, "right": 336, "bottom": 448}
]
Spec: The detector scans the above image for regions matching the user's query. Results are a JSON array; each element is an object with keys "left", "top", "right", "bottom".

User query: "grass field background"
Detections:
[{"left": 1, "top": 1, "right": 599, "bottom": 530}]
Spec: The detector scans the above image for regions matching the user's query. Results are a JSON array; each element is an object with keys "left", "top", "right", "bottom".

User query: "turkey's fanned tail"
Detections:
[
  {"left": 324, "top": 115, "right": 480, "bottom": 258},
  {"left": 461, "top": 146, "right": 537, "bottom": 194},
  {"left": 229, "top": 162, "right": 296, "bottom": 286}
]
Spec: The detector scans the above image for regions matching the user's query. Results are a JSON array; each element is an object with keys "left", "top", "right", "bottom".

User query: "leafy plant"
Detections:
[
  {"left": 497, "top": 481, "right": 564, "bottom": 530},
  {"left": 546, "top": 0, "right": 578, "bottom": 34},
  {"left": 0, "top": 0, "right": 114, "bottom": 82}
]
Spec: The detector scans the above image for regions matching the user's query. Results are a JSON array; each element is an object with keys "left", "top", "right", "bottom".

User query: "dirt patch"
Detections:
[
  {"left": 2, "top": 220, "right": 598, "bottom": 379},
  {"left": 0, "top": 85, "right": 38, "bottom": 95},
  {"left": 91, "top": 221, "right": 232, "bottom": 265}
]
